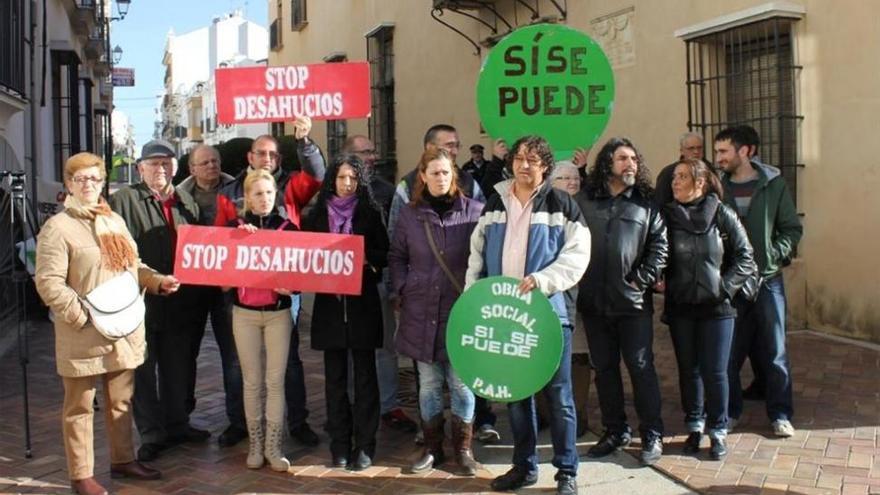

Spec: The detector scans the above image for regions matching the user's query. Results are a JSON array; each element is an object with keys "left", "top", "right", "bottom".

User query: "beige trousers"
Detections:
[
  {"left": 232, "top": 306, "right": 292, "bottom": 425},
  {"left": 62, "top": 369, "right": 136, "bottom": 480}
]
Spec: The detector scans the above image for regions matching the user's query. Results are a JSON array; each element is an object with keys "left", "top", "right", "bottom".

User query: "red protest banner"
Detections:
[
  {"left": 215, "top": 62, "right": 371, "bottom": 124},
  {"left": 173, "top": 225, "right": 364, "bottom": 295}
]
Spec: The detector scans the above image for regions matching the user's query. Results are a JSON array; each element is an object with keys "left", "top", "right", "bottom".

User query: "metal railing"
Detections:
[{"left": 0, "top": 0, "right": 26, "bottom": 97}]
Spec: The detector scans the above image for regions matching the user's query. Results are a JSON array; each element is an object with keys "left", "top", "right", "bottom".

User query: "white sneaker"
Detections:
[
  {"left": 475, "top": 424, "right": 501, "bottom": 443},
  {"left": 772, "top": 419, "right": 795, "bottom": 438}
]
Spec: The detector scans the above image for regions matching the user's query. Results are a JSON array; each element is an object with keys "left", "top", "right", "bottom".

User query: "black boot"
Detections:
[
  {"left": 409, "top": 415, "right": 445, "bottom": 473},
  {"left": 682, "top": 431, "right": 701, "bottom": 454}
]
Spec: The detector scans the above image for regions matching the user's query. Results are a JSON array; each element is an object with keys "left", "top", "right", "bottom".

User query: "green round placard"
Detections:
[
  {"left": 476, "top": 23, "right": 615, "bottom": 159},
  {"left": 447, "top": 276, "right": 563, "bottom": 402}
]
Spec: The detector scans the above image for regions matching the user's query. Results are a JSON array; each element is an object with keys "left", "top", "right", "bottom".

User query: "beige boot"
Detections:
[
  {"left": 265, "top": 421, "right": 291, "bottom": 472},
  {"left": 246, "top": 420, "right": 265, "bottom": 469}
]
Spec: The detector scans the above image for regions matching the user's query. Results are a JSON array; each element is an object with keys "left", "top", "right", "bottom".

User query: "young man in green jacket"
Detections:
[{"left": 714, "top": 126, "right": 803, "bottom": 438}]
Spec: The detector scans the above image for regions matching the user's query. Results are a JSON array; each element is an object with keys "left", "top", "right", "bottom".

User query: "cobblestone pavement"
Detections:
[{"left": 1, "top": 301, "right": 877, "bottom": 494}]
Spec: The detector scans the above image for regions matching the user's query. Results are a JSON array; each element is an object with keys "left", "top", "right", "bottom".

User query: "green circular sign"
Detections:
[
  {"left": 476, "top": 23, "right": 615, "bottom": 159},
  {"left": 447, "top": 276, "right": 563, "bottom": 402}
]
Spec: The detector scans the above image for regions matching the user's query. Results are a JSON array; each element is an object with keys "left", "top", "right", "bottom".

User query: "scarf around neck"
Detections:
[
  {"left": 64, "top": 195, "right": 137, "bottom": 272},
  {"left": 665, "top": 193, "right": 720, "bottom": 234},
  {"left": 327, "top": 194, "right": 358, "bottom": 234}
]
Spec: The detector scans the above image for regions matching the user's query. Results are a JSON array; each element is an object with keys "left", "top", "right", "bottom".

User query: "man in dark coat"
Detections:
[{"left": 109, "top": 139, "right": 205, "bottom": 462}]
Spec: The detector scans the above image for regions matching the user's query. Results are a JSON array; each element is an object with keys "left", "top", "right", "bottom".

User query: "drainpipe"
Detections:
[{"left": 27, "top": 0, "right": 38, "bottom": 218}]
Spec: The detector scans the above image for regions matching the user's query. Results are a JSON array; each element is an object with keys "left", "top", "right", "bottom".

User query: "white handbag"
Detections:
[{"left": 81, "top": 271, "right": 146, "bottom": 340}]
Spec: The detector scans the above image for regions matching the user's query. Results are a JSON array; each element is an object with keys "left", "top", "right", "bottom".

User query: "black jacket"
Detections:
[
  {"left": 109, "top": 182, "right": 202, "bottom": 330},
  {"left": 575, "top": 186, "right": 668, "bottom": 316},
  {"left": 662, "top": 194, "right": 755, "bottom": 318},
  {"left": 305, "top": 193, "right": 389, "bottom": 350}
]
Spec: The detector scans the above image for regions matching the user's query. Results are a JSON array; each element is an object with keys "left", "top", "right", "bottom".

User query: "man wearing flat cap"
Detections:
[
  {"left": 462, "top": 143, "right": 487, "bottom": 184},
  {"left": 109, "top": 139, "right": 207, "bottom": 462}
]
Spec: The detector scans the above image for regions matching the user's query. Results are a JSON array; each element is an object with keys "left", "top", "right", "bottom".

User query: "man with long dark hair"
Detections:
[{"left": 576, "top": 137, "right": 668, "bottom": 466}]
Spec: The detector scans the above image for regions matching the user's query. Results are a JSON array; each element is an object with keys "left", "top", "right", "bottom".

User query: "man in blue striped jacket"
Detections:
[{"left": 466, "top": 136, "right": 591, "bottom": 495}]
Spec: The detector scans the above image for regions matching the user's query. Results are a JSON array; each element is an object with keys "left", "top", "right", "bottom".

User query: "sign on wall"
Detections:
[
  {"left": 446, "top": 276, "right": 563, "bottom": 402},
  {"left": 214, "top": 62, "right": 371, "bottom": 124},
  {"left": 476, "top": 23, "right": 615, "bottom": 159},
  {"left": 173, "top": 225, "right": 365, "bottom": 295},
  {"left": 112, "top": 67, "right": 135, "bottom": 87}
]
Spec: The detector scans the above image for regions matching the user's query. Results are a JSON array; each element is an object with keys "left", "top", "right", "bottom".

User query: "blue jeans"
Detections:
[
  {"left": 507, "top": 325, "right": 578, "bottom": 477},
  {"left": 729, "top": 275, "right": 794, "bottom": 422},
  {"left": 584, "top": 314, "right": 663, "bottom": 439},
  {"left": 416, "top": 361, "right": 474, "bottom": 422},
  {"left": 669, "top": 316, "right": 734, "bottom": 438},
  {"left": 285, "top": 293, "right": 309, "bottom": 429}
]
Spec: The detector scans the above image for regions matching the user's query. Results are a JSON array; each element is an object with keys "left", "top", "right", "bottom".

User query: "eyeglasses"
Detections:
[
  {"left": 554, "top": 176, "right": 580, "bottom": 182},
  {"left": 252, "top": 150, "right": 280, "bottom": 160},
  {"left": 193, "top": 158, "right": 219, "bottom": 167},
  {"left": 71, "top": 176, "right": 104, "bottom": 185},
  {"left": 513, "top": 154, "right": 543, "bottom": 167},
  {"left": 353, "top": 148, "right": 377, "bottom": 156}
]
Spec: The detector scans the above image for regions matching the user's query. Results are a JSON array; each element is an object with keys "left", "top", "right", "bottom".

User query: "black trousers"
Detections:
[
  {"left": 324, "top": 349, "right": 379, "bottom": 458},
  {"left": 187, "top": 288, "right": 246, "bottom": 430},
  {"left": 133, "top": 308, "right": 203, "bottom": 443},
  {"left": 583, "top": 314, "right": 664, "bottom": 440}
]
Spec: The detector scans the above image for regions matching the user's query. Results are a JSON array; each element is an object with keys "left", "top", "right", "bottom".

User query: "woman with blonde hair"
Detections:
[
  {"left": 226, "top": 168, "right": 297, "bottom": 472},
  {"left": 35, "top": 152, "right": 179, "bottom": 495}
]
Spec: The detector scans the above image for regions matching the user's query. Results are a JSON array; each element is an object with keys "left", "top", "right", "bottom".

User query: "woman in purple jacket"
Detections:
[{"left": 389, "top": 148, "right": 483, "bottom": 476}]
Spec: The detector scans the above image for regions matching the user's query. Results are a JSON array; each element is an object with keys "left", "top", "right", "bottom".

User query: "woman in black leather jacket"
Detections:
[{"left": 662, "top": 158, "right": 755, "bottom": 460}]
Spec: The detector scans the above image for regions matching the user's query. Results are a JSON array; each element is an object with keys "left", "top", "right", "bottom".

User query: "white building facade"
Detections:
[{"left": 160, "top": 10, "right": 269, "bottom": 154}]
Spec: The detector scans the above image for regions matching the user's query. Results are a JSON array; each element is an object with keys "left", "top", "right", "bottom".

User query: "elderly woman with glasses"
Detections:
[{"left": 35, "top": 152, "right": 180, "bottom": 495}]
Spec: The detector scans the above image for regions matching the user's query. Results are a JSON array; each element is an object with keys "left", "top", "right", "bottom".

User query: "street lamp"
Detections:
[
  {"left": 112, "top": 45, "right": 123, "bottom": 64},
  {"left": 116, "top": 0, "right": 131, "bottom": 20}
]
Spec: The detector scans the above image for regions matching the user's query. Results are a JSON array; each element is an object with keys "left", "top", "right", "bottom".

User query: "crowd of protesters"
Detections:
[{"left": 35, "top": 119, "right": 801, "bottom": 495}]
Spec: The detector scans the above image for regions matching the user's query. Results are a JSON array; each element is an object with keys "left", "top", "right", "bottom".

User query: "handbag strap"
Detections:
[{"left": 422, "top": 218, "right": 463, "bottom": 294}]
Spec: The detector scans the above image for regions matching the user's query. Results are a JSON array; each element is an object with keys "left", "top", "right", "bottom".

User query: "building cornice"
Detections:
[{"left": 674, "top": 1, "right": 806, "bottom": 40}]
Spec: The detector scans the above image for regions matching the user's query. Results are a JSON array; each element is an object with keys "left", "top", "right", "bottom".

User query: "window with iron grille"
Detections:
[
  {"left": 366, "top": 26, "right": 395, "bottom": 163},
  {"left": 269, "top": 18, "right": 282, "bottom": 51},
  {"left": 685, "top": 17, "right": 802, "bottom": 204},
  {"left": 0, "top": 0, "right": 25, "bottom": 97},
  {"left": 271, "top": 122, "right": 284, "bottom": 138},
  {"left": 79, "top": 78, "right": 94, "bottom": 152},
  {"left": 324, "top": 54, "right": 347, "bottom": 159},
  {"left": 291, "top": 0, "right": 307, "bottom": 31},
  {"left": 52, "top": 51, "right": 82, "bottom": 181}
]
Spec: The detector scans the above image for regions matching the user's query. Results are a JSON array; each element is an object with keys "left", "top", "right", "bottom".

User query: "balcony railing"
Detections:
[{"left": 0, "top": 0, "right": 26, "bottom": 97}]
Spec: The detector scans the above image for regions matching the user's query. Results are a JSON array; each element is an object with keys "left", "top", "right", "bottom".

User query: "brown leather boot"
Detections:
[
  {"left": 110, "top": 460, "right": 162, "bottom": 480},
  {"left": 409, "top": 414, "right": 445, "bottom": 473},
  {"left": 451, "top": 416, "right": 478, "bottom": 476},
  {"left": 70, "top": 477, "right": 108, "bottom": 495}
]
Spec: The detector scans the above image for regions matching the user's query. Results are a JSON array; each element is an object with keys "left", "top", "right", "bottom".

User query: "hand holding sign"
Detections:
[
  {"left": 447, "top": 276, "right": 563, "bottom": 402},
  {"left": 292, "top": 115, "right": 312, "bottom": 140},
  {"left": 477, "top": 24, "right": 615, "bottom": 160}
]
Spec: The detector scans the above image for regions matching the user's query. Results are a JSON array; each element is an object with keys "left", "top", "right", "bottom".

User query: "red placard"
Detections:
[
  {"left": 173, "top": 225, "right": 364, "bottom": 295},
  {"left": 214, "top": 62, "right": 371, "bottom": 124}
]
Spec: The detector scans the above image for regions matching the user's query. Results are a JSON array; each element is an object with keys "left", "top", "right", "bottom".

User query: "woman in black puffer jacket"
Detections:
[{"left": 661, "top": 158, "right": 755, "bottom": 461}]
